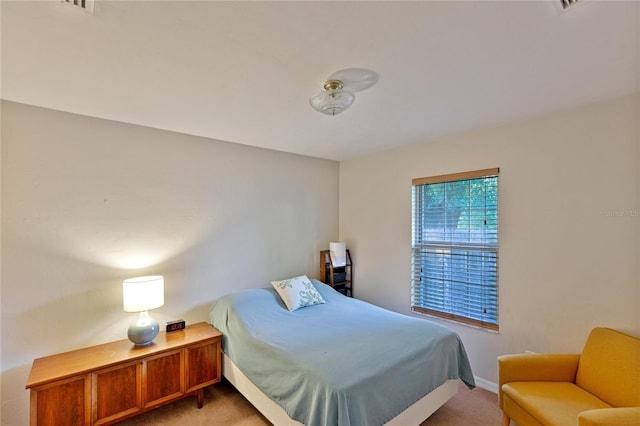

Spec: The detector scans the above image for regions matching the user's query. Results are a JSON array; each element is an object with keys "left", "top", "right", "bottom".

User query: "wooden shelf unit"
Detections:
[
  {"left": 26, "top": 322, "right": 222, "bottom": 426},
  {"left": 319, "top": 249, "right": 353, "bottom": 297}
]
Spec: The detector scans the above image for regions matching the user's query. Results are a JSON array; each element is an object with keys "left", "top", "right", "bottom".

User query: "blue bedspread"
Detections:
[{"left": 209, "top": 280, "right": 475, "bottom": 426}]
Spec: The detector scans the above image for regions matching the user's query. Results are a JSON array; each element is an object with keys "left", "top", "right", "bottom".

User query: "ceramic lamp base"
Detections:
[{"left": 128, "top": 311, "right": 160, "bottom": 346}]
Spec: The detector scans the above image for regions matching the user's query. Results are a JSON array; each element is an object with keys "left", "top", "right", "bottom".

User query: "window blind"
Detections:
[{"left": 411, "top": 168, "right": 499, "bottom": 331}]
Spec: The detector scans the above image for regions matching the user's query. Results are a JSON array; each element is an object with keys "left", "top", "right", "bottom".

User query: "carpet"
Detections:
[{"left": 117, "top": 379, "right": 502, "bottom": 425}]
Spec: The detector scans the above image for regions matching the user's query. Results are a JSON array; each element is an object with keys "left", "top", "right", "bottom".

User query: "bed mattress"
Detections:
[{"left": 209, "top": 279, "right": 475, "bottom": 426}]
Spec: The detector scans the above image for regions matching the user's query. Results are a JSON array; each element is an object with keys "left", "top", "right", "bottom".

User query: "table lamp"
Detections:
[{"left": 123, "top": 275, "right": 164, "bottom": 346}]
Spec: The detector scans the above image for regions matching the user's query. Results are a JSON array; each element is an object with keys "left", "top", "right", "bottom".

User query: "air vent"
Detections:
[
  {"left": 559, "top": 0, "right": 592, "bottom": 11},
  {"left": 63, "top": 0, "right": 94, "bottom": 14},
  {"left": 555, "top": 0, "right": 591, "bottom": 14},
  {"left": 560, "top": 0, "right": 580, "bottom": 9}
]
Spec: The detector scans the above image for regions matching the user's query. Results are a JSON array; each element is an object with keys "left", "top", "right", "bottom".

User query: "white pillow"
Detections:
[{"left": 270, "top": 275, "right": 326, "bottom": 312}]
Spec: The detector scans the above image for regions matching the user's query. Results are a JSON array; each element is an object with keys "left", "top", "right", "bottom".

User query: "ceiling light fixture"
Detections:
[
  {"left": 309, "top": 68, "right": 378, "bottom": 116},
  {"left": 309, "top": 80, "right": 355, "bottom": 116}
]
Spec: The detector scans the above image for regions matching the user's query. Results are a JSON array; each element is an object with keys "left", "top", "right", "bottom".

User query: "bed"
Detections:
[{"left": 208, "top": 278, "right": 475, "bottom": 426}]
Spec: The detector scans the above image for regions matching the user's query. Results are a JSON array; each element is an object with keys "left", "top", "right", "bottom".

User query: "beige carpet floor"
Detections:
[{"left": 118, "top": 379, "right": 502, "bottom": 425}]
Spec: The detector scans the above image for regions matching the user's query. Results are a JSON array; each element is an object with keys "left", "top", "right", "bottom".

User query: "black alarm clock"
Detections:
[{"left": 166, "top": 319, "right": 186, "bottom": 333}]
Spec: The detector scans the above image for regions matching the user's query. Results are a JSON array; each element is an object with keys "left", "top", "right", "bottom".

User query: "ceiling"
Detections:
[{"left": 2, "top": 1, "right": 638, "bottom": 161}]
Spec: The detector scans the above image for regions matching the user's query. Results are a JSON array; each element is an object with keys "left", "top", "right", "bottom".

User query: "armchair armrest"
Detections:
[
  {"left": 498, "top": 353, "right": 580, "bottom": 407},
  {"left": 578, "top": 407, "right": 640, "bottom": 426}
]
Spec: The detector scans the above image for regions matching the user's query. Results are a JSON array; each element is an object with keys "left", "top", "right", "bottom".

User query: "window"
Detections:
[{"left": 411, "top": 168, "right": 499, "bottom": 331}]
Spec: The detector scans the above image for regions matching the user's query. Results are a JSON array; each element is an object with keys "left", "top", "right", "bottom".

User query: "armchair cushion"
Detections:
[
  {"left": 502, "top": 382, "right": 611, "bottom": 426},
  {"left": 576, "top": 328, "right": 640, "bottom": 407},
  {"left": 578, "top": 407, "right": 640, "bottom": 426}
]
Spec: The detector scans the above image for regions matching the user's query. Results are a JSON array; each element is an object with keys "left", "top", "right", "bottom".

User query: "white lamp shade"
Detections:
[{"left": 123, "top": 276, "right": 165, "bottom": 312}]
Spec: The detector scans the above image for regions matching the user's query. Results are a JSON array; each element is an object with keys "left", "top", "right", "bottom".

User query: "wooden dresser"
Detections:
[{"left": 26, "top": 322, "right": 222, "bottom": 426}]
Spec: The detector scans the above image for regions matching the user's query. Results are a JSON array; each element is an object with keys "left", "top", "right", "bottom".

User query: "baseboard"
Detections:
[{"left": 473, "top": 376, "right": 498, "bottom": 394}]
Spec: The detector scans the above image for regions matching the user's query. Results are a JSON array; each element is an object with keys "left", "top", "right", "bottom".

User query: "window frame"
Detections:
[{"left": 411, "top": 168, "right": 499, "bottom": 332}]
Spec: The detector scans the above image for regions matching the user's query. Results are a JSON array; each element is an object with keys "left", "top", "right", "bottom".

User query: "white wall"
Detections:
[
  {"left": 0, "top": 101, "right": 339, "bottom": 425},
  {"left": 339, "top": 94, "right": 640, "bottom": 388}
]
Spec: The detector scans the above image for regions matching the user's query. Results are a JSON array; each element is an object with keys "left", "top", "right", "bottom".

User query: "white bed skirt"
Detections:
[{"left": 222, "top": 352, "right": 458, "bottom": 425}]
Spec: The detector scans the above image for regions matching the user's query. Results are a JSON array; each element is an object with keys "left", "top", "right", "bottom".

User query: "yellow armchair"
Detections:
[{"left": 498, "top": 328, "right": 640, "bottom": 426}]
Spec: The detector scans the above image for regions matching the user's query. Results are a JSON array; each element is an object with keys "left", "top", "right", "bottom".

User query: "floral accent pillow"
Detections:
[{"left": 270, "top": 275, "right": 326, "bottom": 312}]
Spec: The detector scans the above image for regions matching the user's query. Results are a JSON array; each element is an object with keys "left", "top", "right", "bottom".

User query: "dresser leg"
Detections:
[{"left": 197, "top": 389, "right": 204, "bottom": 408}]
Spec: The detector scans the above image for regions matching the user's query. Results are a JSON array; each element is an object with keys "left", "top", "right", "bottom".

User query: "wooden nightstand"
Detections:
[{"left": 26, "top": 322, "right": 222, "bottom": 426}]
